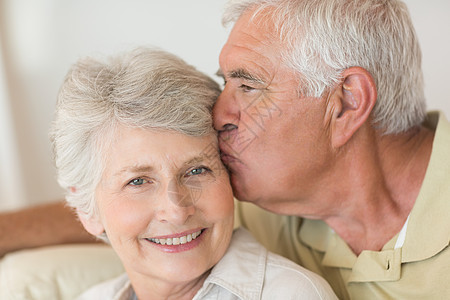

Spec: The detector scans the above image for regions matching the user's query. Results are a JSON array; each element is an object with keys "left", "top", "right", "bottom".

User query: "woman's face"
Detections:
[{"left": 83, "top": 125, "right": 234, "bottom": 286}]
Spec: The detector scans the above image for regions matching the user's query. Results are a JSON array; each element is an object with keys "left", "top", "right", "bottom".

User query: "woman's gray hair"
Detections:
[
  {"left": 223, "top": 0, "right": 426, "bottom": 134},
  {"left": 50, "top": 47, "right": 221, "bottom": 219}
]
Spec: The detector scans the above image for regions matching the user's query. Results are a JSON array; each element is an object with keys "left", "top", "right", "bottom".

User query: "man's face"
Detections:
[{"left": 214, "top": 10, "right": 331, "bottom": 214}]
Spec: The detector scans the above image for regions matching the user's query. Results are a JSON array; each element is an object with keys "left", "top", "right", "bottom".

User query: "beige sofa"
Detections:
[{"left": 0, "top": 244, "right": 124, "bottom": 299}]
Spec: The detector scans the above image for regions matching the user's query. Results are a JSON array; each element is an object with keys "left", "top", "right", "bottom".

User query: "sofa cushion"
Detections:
[{"left": 0, "top": 244, "right": 124, "bottom": 300}]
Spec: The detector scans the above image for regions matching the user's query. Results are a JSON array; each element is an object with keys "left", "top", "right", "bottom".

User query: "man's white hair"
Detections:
[{"left": 223, "top": 0, "right": 426, "bottom": 134}]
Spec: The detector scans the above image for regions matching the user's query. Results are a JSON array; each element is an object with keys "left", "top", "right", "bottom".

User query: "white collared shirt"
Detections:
[{"left": 77, "top": 228, "right": 337, "bottom": 300}]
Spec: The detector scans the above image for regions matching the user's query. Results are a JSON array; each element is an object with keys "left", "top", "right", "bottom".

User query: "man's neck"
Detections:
[{"left": 320, "top": 125, "right": 434, "bottom": 255}]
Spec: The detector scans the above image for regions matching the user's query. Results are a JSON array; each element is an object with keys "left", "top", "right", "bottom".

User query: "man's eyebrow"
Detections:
[
  {"left": 216, "top": 68, "right": 265, "bottom": 84},
  {"left": 216, "top": 69, "right": 224, "bottom": 79},
  {"left": 229, "top": 69, "right": 265, "bottom": 84}
]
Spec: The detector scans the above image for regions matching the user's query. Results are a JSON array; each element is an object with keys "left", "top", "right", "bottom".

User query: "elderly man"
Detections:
[
  {"left": 1, "top": 0, "right": 449, "bottom": 299},
  {"left": 213, "top": 0, "right": 449, "bottom": 299}
]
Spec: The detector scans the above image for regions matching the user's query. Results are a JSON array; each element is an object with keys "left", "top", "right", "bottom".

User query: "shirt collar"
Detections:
[
  {"left": 198, "top": 228, "right": 267, "bottom": 300},
  {"left": 111, "top": 274, "right": 134, "bottom": 300},
  {"left": 299, "top": 112, "right": 450, "bottom": 279},
  {"left": 401, "top": 111, "right": 450, "bottom": 262}
]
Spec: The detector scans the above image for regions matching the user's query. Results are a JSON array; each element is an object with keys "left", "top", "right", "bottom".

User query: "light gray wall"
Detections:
[
  {"left": 0, "top": 0, "right": 229, "bottom": 210},
  {"left": 0, "top": 0, "right": 449, "bottom": 210},
  {"left": 407, "top": 0, "right": 450, "bottom": 113}
]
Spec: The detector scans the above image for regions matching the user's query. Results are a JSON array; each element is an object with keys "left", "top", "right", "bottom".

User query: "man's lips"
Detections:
[
  {"left": 218, "top": 136, "right": 236, "bottom": 160},
  {"left": 218, "top": 131, "right": 246, "bottom": 168},
  {"left": 220, "top": 151, "right": 238, "bottom": 165},
  {"left": 218, "top": 130, "right": 250, "bottom": 162}
]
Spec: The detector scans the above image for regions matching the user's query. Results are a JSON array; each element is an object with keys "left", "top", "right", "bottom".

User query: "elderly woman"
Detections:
[{"left": 50, "top": 47, "right": 337, "bottom": 299}]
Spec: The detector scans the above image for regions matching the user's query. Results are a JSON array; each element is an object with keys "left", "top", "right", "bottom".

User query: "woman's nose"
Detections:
[{"left": 155, "top": 180, "right": 197, "bottom": 225}]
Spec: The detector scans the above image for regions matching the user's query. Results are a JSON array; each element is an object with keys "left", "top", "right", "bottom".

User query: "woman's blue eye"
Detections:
[
  {"left": 187, "top": 167, "right": 209, "bottom": 176},
  {"left": 129, "top": 178, "right": 147, "bottom": 186}
]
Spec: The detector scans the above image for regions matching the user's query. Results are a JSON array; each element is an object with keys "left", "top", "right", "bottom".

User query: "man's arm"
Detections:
[{"left": 0, "top": 201, "right": 98, "bottom": 257}]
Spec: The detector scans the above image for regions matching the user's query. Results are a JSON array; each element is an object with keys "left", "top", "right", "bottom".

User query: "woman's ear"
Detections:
[
  {"left": 327, "top": 67, "right": 377, "bottom": 148},
  {"left": 77, "top": 210, "right": 105, "bottom": 236},
  {"left": 70, "top": 186, "right": 105, "bottom": 236}
]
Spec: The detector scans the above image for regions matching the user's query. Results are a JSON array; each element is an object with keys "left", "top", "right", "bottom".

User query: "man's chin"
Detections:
[
  {"left": 230, "top": 174, "right": 260, "bottom": 204},
  {"left": 230, "top": 173, "right": 250, "bottom": 202}
]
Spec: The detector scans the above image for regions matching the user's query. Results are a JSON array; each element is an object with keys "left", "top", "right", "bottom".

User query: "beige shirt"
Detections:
[
  {"left": 235, "top": 112, "right": 450, "bottom": 299},
  {"left": 77, "top": 228, "right": 337, "bottom": 300}
]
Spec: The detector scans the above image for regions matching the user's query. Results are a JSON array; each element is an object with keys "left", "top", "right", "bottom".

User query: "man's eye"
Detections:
[
  {"left": 186, "top": 167, "right": 210, "bottom": 177},
  {"left": 128, "top": 178, "right": 149, "bottom": 186},
  {"left": 239, "top": 84, "right": 255, "bottom": 92}
]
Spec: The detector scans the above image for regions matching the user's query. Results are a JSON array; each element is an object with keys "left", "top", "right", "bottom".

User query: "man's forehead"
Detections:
[
  {"left": 233, "top": 6, "right": 279, "bottom": 38},
  {"left": 218, "top": 39, "right": 281, "bottom": 84},
  {"left": 220, "top": 9, "right": 280, "bottom": 61}
]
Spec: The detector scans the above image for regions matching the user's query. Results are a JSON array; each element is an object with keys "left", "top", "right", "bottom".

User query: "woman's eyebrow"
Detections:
[
  {"left": 183, "top": 154, "right": 213, "bottom": 167},
  {"left": 112, "top": 153, "right": 215, "bottom": 177},
  {"left": 113, "top": 165, "right": 155, "bottom": 178}
]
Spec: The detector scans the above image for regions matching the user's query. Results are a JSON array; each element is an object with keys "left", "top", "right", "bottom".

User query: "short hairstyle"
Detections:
[
  {"left": 223, "top": 0, "right": 426, "bottom": 134},
  {"left": 50, "top": 47, "right": 221, "bottom": 218}
]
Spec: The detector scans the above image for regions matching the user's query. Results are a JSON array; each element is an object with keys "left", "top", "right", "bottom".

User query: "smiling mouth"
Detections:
[{"left": 146, "top": 229, "right": 204, "bottom": 246}]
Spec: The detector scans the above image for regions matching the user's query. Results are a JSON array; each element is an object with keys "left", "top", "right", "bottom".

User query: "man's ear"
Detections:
[
  {"left": 328, "top": 67, "right": 377, "bottom": 148},
  {"left": 77, "top": 210, "right": 105, "bottom": 236}
]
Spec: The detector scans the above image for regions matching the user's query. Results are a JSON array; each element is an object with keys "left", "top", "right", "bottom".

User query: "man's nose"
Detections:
[{"left": 213, "top": 87, "right": 240, "bottom": 132}]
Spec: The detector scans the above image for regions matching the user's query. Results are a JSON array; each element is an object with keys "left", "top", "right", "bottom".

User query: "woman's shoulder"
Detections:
[
  {"left": 232, "top": 227, "right": 338, "bottom": 299},
  {"left": 263, "top": 250, "right": 337, "bottom": 299},
  {"left": 76, "top": 273, "right": 132, "bottom": 300}
]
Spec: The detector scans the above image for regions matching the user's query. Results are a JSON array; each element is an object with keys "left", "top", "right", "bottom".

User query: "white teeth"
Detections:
[{"left": 148, "top": 230, "right": 202, "bottom": 245}]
